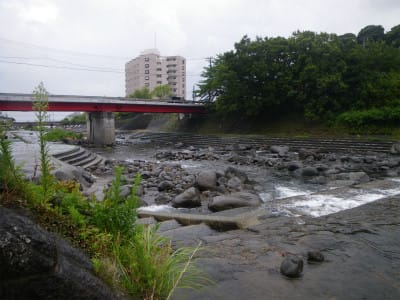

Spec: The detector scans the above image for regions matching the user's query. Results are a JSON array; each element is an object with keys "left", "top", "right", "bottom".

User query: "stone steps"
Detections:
[
  {"left": 51, "top": 146, "right": 104, "bottom": 169},
  {"left": 127, "top": 131, "right": 393, "bottom": 153}
]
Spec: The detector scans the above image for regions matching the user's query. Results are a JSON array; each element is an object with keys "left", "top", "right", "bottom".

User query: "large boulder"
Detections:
[
  {"left": 270, "top": 145, "right": 289, "bottom": 157},
  {"left": 301, "top": 166, "right": 319, "bottom": 177},
  {"left": 0, "top": 207, "right": 119, "bottom": 300},
  {"left": 196, "top": 170, "right": 217, "bottom": 191},
  {"left": 390, "top": 142, "right": 400, "bottom": 155},
  {"left": 172, "top": 187, "right": 201, "bottom": 208},
  {"left": 209, "top": 192, "right": 262, "bottom": 212},
  {"left": 224, "top": 166, "right": 249, "bottom": 183}
]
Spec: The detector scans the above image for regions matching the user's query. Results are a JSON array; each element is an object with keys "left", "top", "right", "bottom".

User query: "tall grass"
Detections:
[{"left": 111, "top": 226, "right": 211, "bottom": 299}]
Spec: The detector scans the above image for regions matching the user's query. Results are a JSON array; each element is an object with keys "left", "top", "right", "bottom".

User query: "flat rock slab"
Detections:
[
  {"left": 159, "top": 223, "right": 216, "bottom": 247},
  {"left": 138, "top": 207, "right": 267, "bottom": 230},
  {"left": 173, "top": 195, "right": 400, "bottom": 300}
]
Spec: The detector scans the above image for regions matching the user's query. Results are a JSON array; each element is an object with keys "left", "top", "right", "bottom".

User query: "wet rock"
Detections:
[
  {"left": 280, "top": 255, "right": 304, "bottom": 278},
  {"left": 390, "top": 142, "right": 400, "bottom": 155},
  {"left": 307, "top": 251, "right": 325, "bottom": 263},
  {"left": 270, "top": 145, "right": 289, "bottom": 157},
  {"left": 0, "top": 207, "right": 119, "bottom": 300},
  {"left": 301, "top": 166, "right": 319, "bottom": 177},
  {"left": 172, "top": 187, "right": 201, "bottom": 208},
  {"left": 196, "top": 170, "right": 217, "bottom": 191},
  {"left": 287, "top": 161, "right": 302, "bottom": 172},
  {"left": 225, "top": 166, "right": 249, "bottom": 183},
  {"left": 227, "top": 176, "right": 243, "bottom": 191},
  {"left": 158, "top": 181, "right": 174, "bottom": 191},
  {"left": 209, "top": 192, "right": 262, "bottom": 212},
  {"left": 155, "top": 194, "right": 172, "bottom": 205}
]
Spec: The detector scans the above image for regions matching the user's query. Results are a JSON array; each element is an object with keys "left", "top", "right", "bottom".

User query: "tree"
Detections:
[
  {"left": 128, "top": 87, "right": 152, "bottom": 99},
  {"left": 357, "top": 25, "right": 385, "bottom": 45},
  {"left": 385, "top": 24, "right": 400, "bottom": 48},
  {"left": 151, "top": 84, "right": 171, "bottom": 99}
]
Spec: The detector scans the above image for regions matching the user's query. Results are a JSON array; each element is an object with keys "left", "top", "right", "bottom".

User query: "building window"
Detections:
[
  {"left": 145, "top": 83, "right": 149, "bottom": 87},
  {"left": 145, "top": 70, "right": 149, "bottom": 74},
  {"left": 182, "top": 84, "right": 185, "bottom": 88},
  {"left": 145, "top": 57, "right": 149, "bottom": 62},
  {"left": 182, "top": 66, "right": 184, "bottom": 70},
  {"left": 156, "top": 74, "right": 162, "bottom": 78},
  {"left": 156, "top": 68, "right": 162, "bottom": 71},
  {"left": 157, "top": 81, "right": 162, "bottom": 84},
  {"left": 145, "top": 76, "right": 149, "bottom": 80},
  {"left": 145, "top": 64, "right": 149, "bottom": 68},
  {"left": 182, "top": 60, "right": 185, "bottom": 64},
  {"left": 173, "top": 88, "right": 177, "bottom": 92}
]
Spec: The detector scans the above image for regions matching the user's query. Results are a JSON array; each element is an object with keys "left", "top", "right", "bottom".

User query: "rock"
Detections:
[
  {"left": 54, "top": 166, "right": 93, "bottom": 189},
  {"left": 196, "top": 170, "right": 217, "bottom": 191},
  {"left": 301, "top": 166, "right": 319, "bottom": 177},
  {"left": 280, "top": 255, "right": 304, "bottom": 278},
  {"left": 225, "top": 166, "right": 249, "bottom": 183},
  {"left": 172, "top": 187, "right": 201, "bottom": 208},
  {"left": 158, "top": 181, "right": 174, "bottom": 192},
  {"left": 348, "top": 172, "right": 370, "bottom": 183},
  {"left": 307, "top": 251, "right": 325, "bottom": 263},
  {"left": 0, "top": 207, "right": 119, "bottom": 299},
  {"left": 270, "top": 145, "right": 289, "bottom": 157},
  {"left": 226, "top": 176, "right": 243, "bottom": 191},
  {"left": 154, "top": 194, "right": 172, "bottom": 205},
  {"left": 287, "top": 161, "right": 302, "bottom": 172},
  {"left": 209, "top": 192, "right": 262, "bottom": 212},
  {"left": 390, "top": 142, "right": 400, "bottom": 154}
]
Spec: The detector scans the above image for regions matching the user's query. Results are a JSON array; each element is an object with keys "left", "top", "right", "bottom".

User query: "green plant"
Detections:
[
  {"left": 112, "top": 226, "right": 210, "bottom": 299},
  {"left": 33, "top": 82, "right": 55, "bottom": 206},
  {"left": 91, "top": 166, "right": 139, "bottom": 236},
  {"left": 44, "top": 128, "right": 83, "bottom": 142},
  {"left": 0, "top": 121, "right": 27, "bottom": 203}
]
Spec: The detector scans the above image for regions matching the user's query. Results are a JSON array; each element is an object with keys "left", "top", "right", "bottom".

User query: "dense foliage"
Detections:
[{"left": 197, "top": 24, "right": 400, "bottom": 130}]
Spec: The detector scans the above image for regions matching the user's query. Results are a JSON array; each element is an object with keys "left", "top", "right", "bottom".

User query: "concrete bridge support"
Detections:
[{"left": 86, "top": 112, "right": 115, "bottom": 145}]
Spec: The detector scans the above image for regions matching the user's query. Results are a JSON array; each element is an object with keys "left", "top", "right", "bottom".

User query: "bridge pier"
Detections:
[{"left": 86, "top": 112, "right": 115, "bottom": 145}]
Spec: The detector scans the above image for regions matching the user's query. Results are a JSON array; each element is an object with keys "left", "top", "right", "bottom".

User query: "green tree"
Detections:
[
  {"left": 357, "top": 25, "right": 385, "bottom": 45},
  {"left": 128, "top": 87, "right": 152, "bottom": 99},
  {"left": 151, "top": 84, "right": 171, "bottom": 99},
  {"left": 385, "top": 24, "right": 400, "bottom": 48}
]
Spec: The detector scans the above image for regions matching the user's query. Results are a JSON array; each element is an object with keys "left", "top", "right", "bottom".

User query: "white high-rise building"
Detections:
[{"left": 125, "top": 49, "right": 186, "bottom": 99}]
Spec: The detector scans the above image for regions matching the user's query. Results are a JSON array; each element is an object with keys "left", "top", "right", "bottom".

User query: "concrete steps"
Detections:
[
  {"left": 128, "top": 131, "right": 393, "bottom": 153},
  {"left": 52, "top": 146, "right": 104, "bottom": 169}
]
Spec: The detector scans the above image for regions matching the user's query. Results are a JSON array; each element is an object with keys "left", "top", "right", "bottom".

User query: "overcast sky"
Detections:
[{"left": 1, "top": 0, "right": 399, "bottom": 120}]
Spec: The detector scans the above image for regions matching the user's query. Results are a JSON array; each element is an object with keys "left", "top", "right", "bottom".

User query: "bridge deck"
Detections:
[{"left": 0, "top": 93, "right": 205, "bottom": 113}]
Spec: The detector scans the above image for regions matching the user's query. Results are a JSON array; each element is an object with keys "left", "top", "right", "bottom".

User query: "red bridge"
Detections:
[
  {"left": 0, "top": 93, "right": 206, "bottom": 145},
  {"left": 0, "top": 93, "right": 205, "bottom": 114}
]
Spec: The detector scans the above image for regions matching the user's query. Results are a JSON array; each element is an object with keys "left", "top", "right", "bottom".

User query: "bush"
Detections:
[
  {"left": 44, "top": 128, "right": 83, "bottom": 141},
  {"left": 336, "top": 106, "right": 400, "bottom": 133}
]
